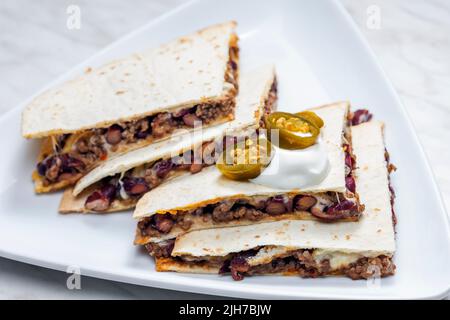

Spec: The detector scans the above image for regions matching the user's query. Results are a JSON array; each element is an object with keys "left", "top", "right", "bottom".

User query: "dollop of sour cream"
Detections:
[{"left": 250, "top": 139, "right": 330, "bottom": 190}]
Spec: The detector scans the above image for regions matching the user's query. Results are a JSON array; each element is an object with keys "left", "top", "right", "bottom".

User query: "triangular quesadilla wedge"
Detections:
[
  {"left": 22, "top": 22, "right": 239, "bottom": 193},
  {"left": 152, "top": 121, "right": 397, "bottom": 280},
  {"left": 59, "top": 65, "right": 277, "bottom": 213},
  {"left": 134, "top": 102, "right": 366, "bottom": 245}
]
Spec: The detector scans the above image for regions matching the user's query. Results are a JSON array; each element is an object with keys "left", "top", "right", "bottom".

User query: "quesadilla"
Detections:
[
  {"left": 59, "top": 65, "right": 277, "bottom": 213},
  {"left": 152, "top": 121, "right": 397, "bottom": 280},
  {"left": 22, "top": 22, "right": 239, "bottom": 193},
  {"left": 134, "top": 102, "right": 365, "bottom": 245}
]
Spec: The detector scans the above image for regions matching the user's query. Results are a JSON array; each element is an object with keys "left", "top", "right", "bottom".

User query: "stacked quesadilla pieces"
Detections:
[
  {"left": 22, "top": 22, "right": 239, "bottom": 193},
  {"left": 139, "top": 121, "right": 397, "bottom": 280}
]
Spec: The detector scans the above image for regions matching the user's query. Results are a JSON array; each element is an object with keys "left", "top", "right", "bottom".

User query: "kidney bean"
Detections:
[
  {"left": 144, "top": 240, "right": 175, "bottom": 258},
  {"left": 101, "top": 184, "right": 118, "bottom": 200},
  {"left": 230, "top": 256, "right": 250, "bottom": 273},
  {"left": 105, "top": 124, "right": 122, "bottom": 145},
  {"left": 229, "top": 60, "right": 238, "bottom": 71},
  {"left": 37, "top": 160, "right": 48, "bottom": 176},
  {"left": 202, "top": 142, "right": 216, "bottom": 165},
  {"left": 346, "top": 176, "right": 356, "bottom": 193},
  {"left": 284, "top": 198, "right": 294, "bottom": 212},
  {"left": 153, "top": 160, "right": 174, "bottom": 178},
  {"left": 137, "top": 219, "right": 148, "bottom": 231},
  {"left": 85, "top": 191, "right": 110, "bottom": 211},
  {"left": 294, "top": 195, "right": 317, "bottom": 211},
  {"left": 345, "top": 153, "right": 353, "bottom": 169},
  {"left": 231, "top": 269, "right": 244, "bottom": 281},
  {"left": 151, "top": 113, "right": 174, "bottom": 138},
  {"left": 131, "top": 183, "right": 149, "bottom": 195},
  {"left": 123, "top": 177, "right": 149, "bottom": 195},
  {"left": 310, "top": 207, "right": 343, "bottom": 221},
  {"left": 223, "top": 136, "right": 237, "bottom": 148},
  {"left": 182, "top": 113, "right": 201, "bottom": 127},
  {"left": 84, "top": 184, "right": 116, "bottom": 212}
]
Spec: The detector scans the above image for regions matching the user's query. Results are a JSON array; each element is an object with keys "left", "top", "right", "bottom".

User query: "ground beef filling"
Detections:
[
  {"left": 339, "top": 109, "right": 373, "bottom": 208},
  {"left": 160, "top": 247, "right": 394, "bottom": 281},
  {"left": 36, "top": 44, "right": 239, "bottom": 187},
  {"left": 37, "top": 102, "right": 234, "bottom": 186},
  {"left": 137, "top": 192, "right": 361, "bottom": 238}
]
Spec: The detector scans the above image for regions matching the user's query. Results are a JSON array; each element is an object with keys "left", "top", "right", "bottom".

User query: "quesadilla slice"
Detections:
[
  {"left": 59, "top": 65, "right": 277, "bottom": 213},
  {"left": 22, "top": 22, "right": 239, "bottom": 193},
  {"left": 134, "top": 102, "right": 365, "bottom": 245},
  {"left": 152, "top": 121, "right": 397, "bottom": 280}
]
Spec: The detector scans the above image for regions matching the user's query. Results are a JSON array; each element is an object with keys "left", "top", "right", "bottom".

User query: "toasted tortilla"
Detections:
[
  {"left": 22, "top": 21, "right": 237, "bottom": 138},
  {"left": 157, "top": 121, "right": 396, "bottom": 273},
  {"left": 59, "top": 65, "right": 276, "bottom": 213},
  {"left": 133, "top": 101, "right": 350, "bottom": 221}
]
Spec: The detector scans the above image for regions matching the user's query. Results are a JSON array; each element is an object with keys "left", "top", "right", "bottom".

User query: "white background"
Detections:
[{"left": 0, "top": 0, "right": 448, "bottom": 299}]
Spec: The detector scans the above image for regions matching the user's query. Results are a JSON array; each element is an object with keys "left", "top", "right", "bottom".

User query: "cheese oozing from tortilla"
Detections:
[{"left": 250, "top": 138, "right": 330, "bottom": 190}]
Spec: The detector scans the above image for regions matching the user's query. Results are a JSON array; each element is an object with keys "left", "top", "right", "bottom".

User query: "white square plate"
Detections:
[{"left": 1, "top": 0, "right": 449, "bottom": 299}]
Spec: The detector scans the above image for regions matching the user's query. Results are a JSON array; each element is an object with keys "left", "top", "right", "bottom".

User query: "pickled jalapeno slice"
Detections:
[{"left": 265, "top": 112, "right": 320, "bottom": 149}]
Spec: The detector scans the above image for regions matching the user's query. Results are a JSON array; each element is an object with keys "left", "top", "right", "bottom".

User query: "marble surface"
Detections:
[{"left": 0, "top": 0, "right": 448, "bottom": 299}]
